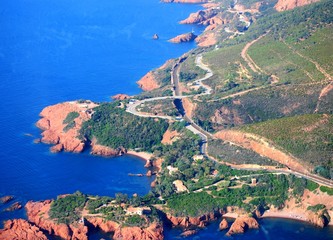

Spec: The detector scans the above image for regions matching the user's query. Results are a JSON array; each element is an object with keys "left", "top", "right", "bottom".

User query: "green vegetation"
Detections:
[
  {"left": 167, "top": 192, "right": 220, "bottom": 217},
  {"left": 63, "top": 111, "right": 79, "bottom": 132},
  {"left": 306, "top": 180, "right": 319, "bottom": 192},
  {"left": 80, "top": 102, "right": 168, "bottom": 152},
  {"left": 63, "top": 111, "right": 80, "bottom": 124},
  {"left": 195, "top": 83, "right": 326, "bottom": 131},
  {"left": 137, "top": 99, "right": 179, "bottom": 117},
  {"left": 208, "top": 139, "right": 280, "bottom": 166},
  {"left": 248, "top": 35, "right": 325, "bottom": 83},
  {"left": 179, "top": 56, "right": 206, "bottom": 82},
  {"left": 320, "top": 186, "right": 333, "bottom": 196},
  {"left": 49, "top": 191, "right": 87, "bottom": 224},
  {"left": 241, "top": 114, "right": 333, "bottom": 178},
  {"left": 307, "top": 204, "right": 326, "bottom": 212},
  {"left": 165, "top": 173, "right": 316, "bottom": 217}
]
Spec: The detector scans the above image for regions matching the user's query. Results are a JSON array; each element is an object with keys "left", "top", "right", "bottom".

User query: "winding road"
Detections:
[{"left": 126, "top": 53, "right": 333, "bottom": 188}]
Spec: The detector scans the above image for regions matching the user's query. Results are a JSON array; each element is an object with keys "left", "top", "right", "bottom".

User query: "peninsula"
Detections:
[{"left": 2, "top": 0, "right": 333, "bottom": 239}]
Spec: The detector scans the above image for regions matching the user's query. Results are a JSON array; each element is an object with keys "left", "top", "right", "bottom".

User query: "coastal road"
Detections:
[{"left": 126, "top": 53, "right": 333, "bottom": 188}]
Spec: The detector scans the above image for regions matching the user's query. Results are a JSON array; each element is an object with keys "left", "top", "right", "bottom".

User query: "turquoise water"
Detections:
[{"left": 0, "top": 0, "right": 332, "bottom": 239}]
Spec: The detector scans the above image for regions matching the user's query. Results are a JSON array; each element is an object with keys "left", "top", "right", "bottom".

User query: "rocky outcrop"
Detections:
[
  {"left": 90, "top": 141, "right": 127, "bottom": 157},
  {"left": 196, "top": 32, "right": 217, "bottom": 47},
  {"left": 113, "top": 222, "right": 164, "bottom": 240},
  {"left": 162, "top": 0, "right": 208, "bottom": 3},
  {"left": 0, "top": 195, "right": 13, "bottom": 204},
  {"left": 226, "top": 217, "right": 259, "bottom": 236},
  {"left": 153, "top": 34, "right": 159, "bottom": 40},
  {"left": 137, "top": 71, "right": 160, "bottom": 91},
  {"left": 111, "top": 94, "right": 131, "bottom": 100},
  {"left": 180, "top": 229, "right": 198, "bottom": 237},
  {"left": 274, "top": 0, "right": 320, "bottom": 11},
  {"left": 0, "top": 219, "right": 48, "bottom": 240},
  {"left": 86, "top": 217, "right": 119, "bottom": 232},
  {"left": 219, "top": 218, "right": 229, "bottom": 230},
  {"left": 87, "top": 217, "right": 163, "bottom": 240},
  {"left": 25, "top": 200, "right": 89, "bottom": 240},
  {"left": 4, "top": 202, "right": 22, "bottom": 212},
  {"left": 169, "top": 32, "right": 197, "bottom": 43},
  {"left": 23, "top": 199, "right": 162, "bottom": 240},
  {"left": 167, "top": 211, "right": 221, "bottom": 228},
  {"left": 307, "top": 209, "right": 331, "bottom": 228},
  {"left": 180, "top": 9, "right": 218, "bottom": 25},
  {"left": 36, "top": 101, "right": 98, "bottom": 153}
]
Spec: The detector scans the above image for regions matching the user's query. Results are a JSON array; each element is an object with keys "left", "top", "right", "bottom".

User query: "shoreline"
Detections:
[
  {"left": 125, "top": 150, "right": 153, "bottom": 162},
  {"left": 126, "top": 150, "right": 152, "bottom": 163}
]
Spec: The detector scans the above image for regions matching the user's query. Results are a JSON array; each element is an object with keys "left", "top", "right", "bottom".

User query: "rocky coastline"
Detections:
[{"left": 0, "top": 197, "right": 263, "bottom": 239}]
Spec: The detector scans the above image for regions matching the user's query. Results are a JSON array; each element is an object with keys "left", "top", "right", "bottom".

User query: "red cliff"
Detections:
[
  {"left": 36, "top": 100, "right": 98, "bottom": 153},
  {"left": 137, "top": 71, "right": 160, "bottom": 91},
  {"left": 180, "top": 9, "right": 217, "bottom": 24},
  {"left": 25, "top": 200, "right": 88, "bottom": 240},
  {"left": 167, "top": 211, "right": 220, "bottom": 228},
  {"left": 226, "top": 217, "right": 259, "bottom": 236},
  {"left": 169, "top": 32, "right": 197, "bottom": 43},
  {"left": 274, "top": 0, "right": 320, "bottom": 11},
  {"left": 0, "top": 219, "right": 48, "bottom": 240}
]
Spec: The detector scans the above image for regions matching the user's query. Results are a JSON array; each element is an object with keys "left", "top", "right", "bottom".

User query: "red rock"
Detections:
[
  {"left": 180, "top": 9, "right": 217, "bottom": 24},
  {"left": 111, "top": 94, "right": 131, "bottom": 100},
  {"left": 219, "top": 218, "right": 229, "bottom": 230},
  {"left": 0, "top": 195, "right": 13, "bottom": 204},
  {"left": 167, "top": 212, "right": 220, "bottom": 229},
  {"left": 274, "top": 0, "right": 320, "bottom": 11},
  {"left": 86, "top": 217, "right": 119, "bottom": 233},
  {"left": 4, "top": 202, "right": 22, "bottom": 212},
  {"left": 36, "top": 101, "right": 98, "bottom": 153},
  {"left": 180, "top": 229, "right": 198, "bottom": 237},
  {"left": 137, "top": 71, "right": 160, "bottom": 91},
  {"left": 226, "top": 217, "right": 259, "bottom": 236},
  {"left": 90, "top": 142, "right": 126, "bottom": 157},
  {"left": 25, "top": 200, "right": 88, "bottom": 240},
  {"left": 113, "top": 222, "right": 164, "bottom": 240},
  {"left": 0, "top": 219, "right": 47, "bottom": 240},
  {"left": 169, "top": 32, "right": 197, "bottom": 43},
  {"left": 51, "top": 143, "right": 63, "bottom": 153}
]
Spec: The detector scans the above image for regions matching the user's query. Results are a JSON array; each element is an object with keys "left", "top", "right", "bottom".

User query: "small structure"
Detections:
[
  {"left": 193, "top": 155, "right": 204, "bottom": 161},
  {"left": 167, "top": 165, "right": 178, "bottom": 174},
  {"left": 173, "top": 180, "right": 189, "bottom": 193},
  {"left": 126, "top": 206, "right": 151, "bottom": 216},
  {"left": 251, "top": 178, "right": 257, "bottom": 185}
]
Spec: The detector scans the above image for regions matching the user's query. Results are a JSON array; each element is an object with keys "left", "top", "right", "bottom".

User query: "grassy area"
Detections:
[
  {"left": 194, "top": 83, "right": 326, "bottom": 131},
  {"left": 248, "top": 35, "right": 325, "bottom": 83},
  {"left": 292, "top": 26, "right": 333, "bottom": 77},
  {"left": 137, "top": 99, "right": 179, "bottom": 117},
  {"left": 179, "top": 56, "right": 207, "bottom": 83},
  {"left": 240, "top": 114, "right": 333, "bottom": 178},
  {"left": 208, "top": 139, "right": 281, "bottom": 166}
]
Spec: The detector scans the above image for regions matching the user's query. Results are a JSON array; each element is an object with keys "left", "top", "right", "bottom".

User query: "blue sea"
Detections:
[{"left": 0, "top": 0, "right": 332, "bottom": 239}]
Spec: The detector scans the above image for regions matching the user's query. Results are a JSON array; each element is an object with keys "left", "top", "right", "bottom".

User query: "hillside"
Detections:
[{"left": 22, "top": 0, "right": 333, "bottom": 238}]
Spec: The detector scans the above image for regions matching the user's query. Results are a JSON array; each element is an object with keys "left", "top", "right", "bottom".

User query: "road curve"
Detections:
[{"left": 125, "top": 54, "right": 333, "bottom": 188}]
